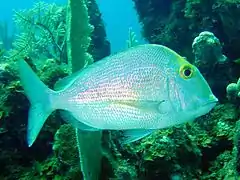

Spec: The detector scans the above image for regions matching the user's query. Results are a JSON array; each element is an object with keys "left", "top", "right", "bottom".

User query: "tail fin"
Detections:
[{"left": 18, "top": 60, "right": 57, "bottom": 147}]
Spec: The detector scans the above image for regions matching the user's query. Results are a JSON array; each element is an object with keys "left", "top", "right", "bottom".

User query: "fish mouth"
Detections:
[
  {"left": 203, "top": 95, "right": 218, "bottom": 106},
  {"left": 203, "top": 99, "right": 218, "bottom": 107},
  {"left": 193, "top": 95, "right": 218, "bottom": 119}
]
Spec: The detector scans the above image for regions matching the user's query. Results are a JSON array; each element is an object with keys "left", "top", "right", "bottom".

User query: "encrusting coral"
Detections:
[
  {"left": 192, "top": 31, "right": 227, "bottom": 67},
  {"left": 1, "top": 0, "right": 240, "bottom": 179},
  {"left": 226, "top": 78, "right": 240, "bottom": 102}
]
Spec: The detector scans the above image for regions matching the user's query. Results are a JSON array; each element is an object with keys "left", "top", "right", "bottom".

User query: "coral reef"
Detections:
[
  {"left": 8, "top": 1, "right": 110, "bottom": 65},
  {"left": 1, "top": 0, "right": 240, "bottom": 179},
  {"left": 19, "top": 124, "right": 82, "bottom": 180},
  {"left": 132, "top": 0, "right": 240, "bottom": 60},
  {"left": 108, "top": 103, "right": 239, "bottom": 179},
  {"left": 132, "top": 0, "right": 240, "bottom": 101},
  {"left": 0, "top": 57, "right": 68, "bottom": 179},
  {"left": 191, "top": 30, "right": 234, "bottom": 102},
  {"left": 192, "top": 31, "right": 227, "bottom": 67},
  {"left": 0, "top": 0, "right": 110, "bottom": 179},
  {"left": 129, "top": 1, "right": 240, "bottom": 178},
  {"left": 226, "top": 78, "right": 240, "bottom": 102},
  {"left": 86, "top": 0, "right": 111, "bottom": 61}
]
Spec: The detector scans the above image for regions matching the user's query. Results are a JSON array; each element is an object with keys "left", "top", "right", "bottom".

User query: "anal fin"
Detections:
[{"left": 120, "top": 129, "right": 155, "bottom": 144}]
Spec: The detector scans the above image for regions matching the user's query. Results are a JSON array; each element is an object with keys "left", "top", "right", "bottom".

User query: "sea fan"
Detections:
[{"left": 8, "top": 1, "right": 67, "bottom": 62}]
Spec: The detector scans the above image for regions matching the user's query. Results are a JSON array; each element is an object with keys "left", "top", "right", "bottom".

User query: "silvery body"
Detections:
[{"left": 18, "top": 44, "right": 218, "bottom": 146}]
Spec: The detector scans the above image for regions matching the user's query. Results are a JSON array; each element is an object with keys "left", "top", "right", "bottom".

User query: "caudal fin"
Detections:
[{"left": 18, "top": 60, "right": 57, "bottom": 147}]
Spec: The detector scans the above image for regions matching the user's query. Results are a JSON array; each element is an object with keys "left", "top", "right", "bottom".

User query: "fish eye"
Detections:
[{"left": 179, "top": 65, "right": 194, "bottom": 79}]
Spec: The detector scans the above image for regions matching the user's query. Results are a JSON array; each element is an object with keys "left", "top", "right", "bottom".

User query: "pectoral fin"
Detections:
[
  {"left": 120, "top": 129, "right": 155, "bottom": 144},
  {"left": 54, "top": 69, "right": 83, "bottom": 91},
  {"left": 115, "top": 100, "right": 168, "bottom": 114}
]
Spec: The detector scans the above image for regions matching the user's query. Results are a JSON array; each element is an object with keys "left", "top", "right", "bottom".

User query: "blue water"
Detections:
[
  {"left": 0, "top": 0, "right": 65, "bottom": 23},
  {"left": 96, "top": 0, "right": 146, "bottom": 53},
  {"left": 0, "top": 0, "right": 145, "bottom": 53}
]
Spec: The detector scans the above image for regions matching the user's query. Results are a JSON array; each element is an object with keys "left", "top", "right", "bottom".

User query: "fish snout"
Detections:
[
  {"left": 189, "top": 93, "right": 218, "bottom": 120},
  {"left": 194, "top": 93, "right": 218, "bottom": 118},
  {"left": 205, "top": 94, "right": 218, "bottom": 105}
]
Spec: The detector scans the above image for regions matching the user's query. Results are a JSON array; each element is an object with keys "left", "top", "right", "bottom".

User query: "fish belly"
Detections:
[{"left": 67, "top": 101, "right": 160, "bottom": 130}]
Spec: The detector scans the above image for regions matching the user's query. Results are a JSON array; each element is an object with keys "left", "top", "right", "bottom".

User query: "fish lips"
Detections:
[{"left": 194, "top": 97, "right": 218, "bottom": 119}]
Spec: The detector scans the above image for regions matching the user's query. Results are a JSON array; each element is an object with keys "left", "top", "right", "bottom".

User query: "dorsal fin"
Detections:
[{"left": 54, "top": 70, "right": 83, "bottom": 91}]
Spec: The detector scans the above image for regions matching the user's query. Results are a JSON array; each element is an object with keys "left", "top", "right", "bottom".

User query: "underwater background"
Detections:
[{"left": 0, "top": 0, "right": 240, "bottom": 179}]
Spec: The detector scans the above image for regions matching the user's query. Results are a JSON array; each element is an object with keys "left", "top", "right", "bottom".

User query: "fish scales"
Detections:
[{"left": 18, "top": 44, "right": 218, "bottom": 146}]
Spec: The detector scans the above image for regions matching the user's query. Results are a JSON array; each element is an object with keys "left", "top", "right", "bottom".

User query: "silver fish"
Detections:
[{"left": 18, "top": 44, "right": 218, "bottom": 146}]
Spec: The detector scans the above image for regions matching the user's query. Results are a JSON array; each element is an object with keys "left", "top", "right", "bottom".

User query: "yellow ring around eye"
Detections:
[{"left": 179, "top": 64, "right": 194, "bottom": 79}]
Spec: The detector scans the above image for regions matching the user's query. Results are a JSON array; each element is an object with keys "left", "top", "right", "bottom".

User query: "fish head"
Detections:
[{"left": 166, "top": 55, "right": 218, "bottom": 119}]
